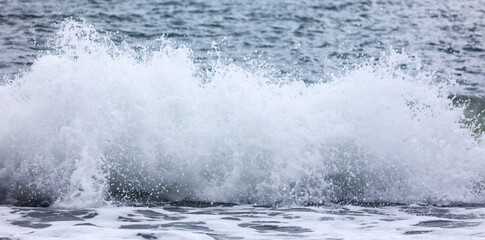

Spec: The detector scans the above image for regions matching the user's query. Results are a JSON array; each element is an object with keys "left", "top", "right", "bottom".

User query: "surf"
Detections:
[{"left": 0, "top": 20, "right": 484, "bottom": 208}]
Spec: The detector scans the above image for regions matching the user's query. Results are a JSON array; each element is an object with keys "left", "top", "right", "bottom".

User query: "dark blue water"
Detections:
[{"left": 1, "top": 0, "right": 484, "bottom": 90}]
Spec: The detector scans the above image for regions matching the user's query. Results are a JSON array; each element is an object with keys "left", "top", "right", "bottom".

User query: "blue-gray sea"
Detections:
[{"left": 1, "top": 0, "right": 485, "bottom": 239}]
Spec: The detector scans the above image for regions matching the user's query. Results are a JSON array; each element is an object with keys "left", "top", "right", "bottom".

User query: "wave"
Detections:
[{"left": 0, "top": 21, "right": 484, "bottom": 208}]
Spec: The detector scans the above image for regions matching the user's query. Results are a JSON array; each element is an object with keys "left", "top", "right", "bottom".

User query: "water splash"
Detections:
[{"left": 0, "top": 20, "right": 484, "bottom": 208}]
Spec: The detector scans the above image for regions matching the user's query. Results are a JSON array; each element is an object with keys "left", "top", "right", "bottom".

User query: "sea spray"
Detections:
[{"left": 0, "top": 20, "right": 484, "bottom": 208}]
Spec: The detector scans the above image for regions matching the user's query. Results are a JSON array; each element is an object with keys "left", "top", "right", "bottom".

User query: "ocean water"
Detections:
[{"left": 1, "top": 0, "right": 485, "bottom": 239}]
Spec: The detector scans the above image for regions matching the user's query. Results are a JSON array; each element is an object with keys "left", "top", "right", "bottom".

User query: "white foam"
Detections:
[
  {"left": 1, "top": 205, "right": 485, "bottom": 240},
  {"left": 0, "top": 20, "right": 484, "bottom": 208}
]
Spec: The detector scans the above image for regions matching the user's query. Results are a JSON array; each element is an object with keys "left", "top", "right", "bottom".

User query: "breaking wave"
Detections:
[{"left": 0, "top": 21, "right": 484, "bottom": 208}]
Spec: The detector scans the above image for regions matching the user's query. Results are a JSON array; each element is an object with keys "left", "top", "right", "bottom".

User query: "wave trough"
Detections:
[{"left": 0, "top": 21, "right": 484, "bottom": 208}]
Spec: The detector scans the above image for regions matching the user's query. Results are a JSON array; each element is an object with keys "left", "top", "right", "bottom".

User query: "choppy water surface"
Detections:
[
  {"left": 1, "top": 0, "right": 485, "bottom": 239},
  {"left": 1, "top": 0, "right": 485, "bottom": 87}
]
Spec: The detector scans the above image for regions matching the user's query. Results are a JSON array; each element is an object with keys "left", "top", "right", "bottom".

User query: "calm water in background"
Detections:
[
  {"left": 1, "top": 0, "right": 485, "bottom": 239},
  {"left": 1, "top": 0, "right": 485, "bottom": 88}
]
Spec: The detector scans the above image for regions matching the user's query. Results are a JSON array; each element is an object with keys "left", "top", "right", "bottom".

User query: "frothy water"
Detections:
[
  {"left": 2, "top": 205, "right": 485, "bottom": 239},
  {"left": 0, "top": 21, "right": 484, "bottom": 208}
]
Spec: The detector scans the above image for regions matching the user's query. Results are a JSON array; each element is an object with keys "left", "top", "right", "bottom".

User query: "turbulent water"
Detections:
[{"left": 1, "top": 0, "right": 485, "bottom": 239}]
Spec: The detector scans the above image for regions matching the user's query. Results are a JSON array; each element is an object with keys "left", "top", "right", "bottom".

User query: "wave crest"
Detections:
[{"left": 0, "top": 21, "right": 484, "bottom": 208}]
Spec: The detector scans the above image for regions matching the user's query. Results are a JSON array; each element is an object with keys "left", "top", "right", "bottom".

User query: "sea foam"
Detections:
[{"left": 0, "top": 21, "right": 484, "bottom": 208}]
